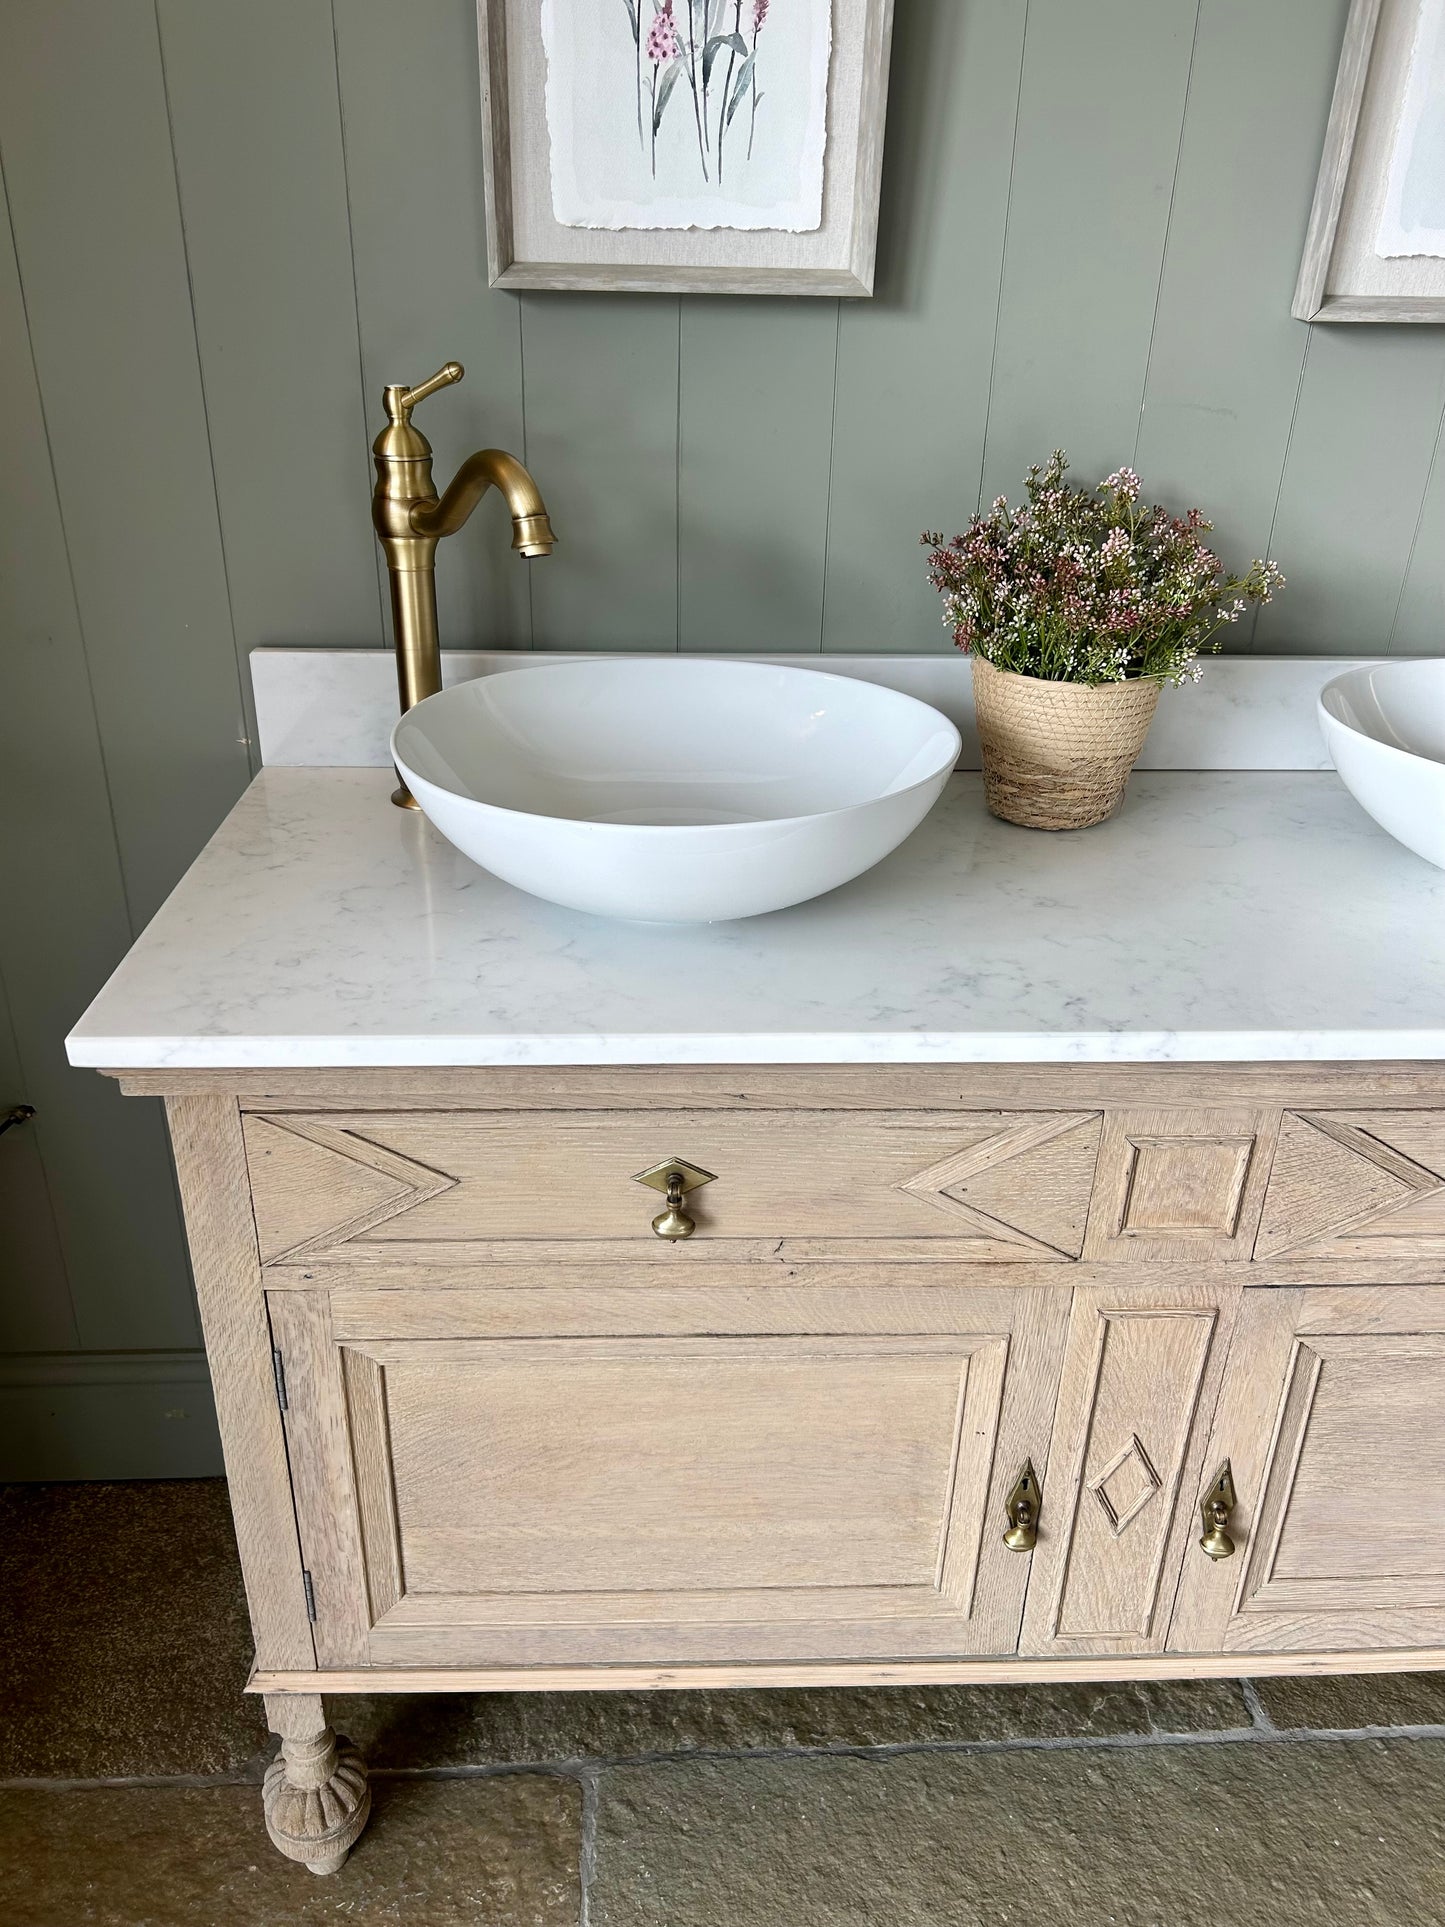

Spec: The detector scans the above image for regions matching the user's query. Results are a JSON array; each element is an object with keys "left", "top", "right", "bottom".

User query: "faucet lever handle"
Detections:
[{"left": 388, "top": 362, "right": 464, "bottom": 421}]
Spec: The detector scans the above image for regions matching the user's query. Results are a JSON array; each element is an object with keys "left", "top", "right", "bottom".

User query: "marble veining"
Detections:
[{"left": 66, "top": 767, "right": 1445, "bottom": 1068}]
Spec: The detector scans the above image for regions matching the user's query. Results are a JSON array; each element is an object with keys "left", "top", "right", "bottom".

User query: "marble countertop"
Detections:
[{"left": 66, "top": 767, "right": 1445, "bottom": 1068}]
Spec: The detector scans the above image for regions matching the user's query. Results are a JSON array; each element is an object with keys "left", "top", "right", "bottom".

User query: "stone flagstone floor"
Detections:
[{"left": 1, "top": 1481, "right": 1443, "bottom": 1925}]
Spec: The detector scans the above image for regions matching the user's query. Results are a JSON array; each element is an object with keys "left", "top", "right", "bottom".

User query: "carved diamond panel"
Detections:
[
  {"left": 1083, "top": 1108, "right": 1278, "bottom": 1261},
  {"left": 897, "top": 1113, "right": 1102, "bottom": 1259},
  {"left": 1088, "top": 1435, "right": 1162, "bottom": 1536},
  {"left": 244, "top": 1115, "right": 458, "bottom": 1264},
  {"left": 1119, "top": 1135, "right": 1255, "bottom": 1237},
  {"left": 1254, "top": 1112, "right": 1445, "bottom": 1261}
]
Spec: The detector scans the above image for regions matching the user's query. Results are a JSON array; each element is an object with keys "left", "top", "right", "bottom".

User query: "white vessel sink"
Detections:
[
  {"left": 391, "top": 658, "right": 961, "bottom": 922},
  {"left": 1319, "top": 660, "right": 1445, "bottom": 872}
]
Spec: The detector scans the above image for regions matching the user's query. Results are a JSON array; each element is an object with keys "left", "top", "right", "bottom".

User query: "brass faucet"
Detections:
[{"left": 371, "top": 361, "right": 556, "bottom": 807}]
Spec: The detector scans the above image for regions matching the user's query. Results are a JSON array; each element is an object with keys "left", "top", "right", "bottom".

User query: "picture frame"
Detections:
[
  {"left": 477, "top": 0, "right": 896, "bottom": 296},
  {"left": 1296, "top": 0, "right": 1445, "bottom": 321}
]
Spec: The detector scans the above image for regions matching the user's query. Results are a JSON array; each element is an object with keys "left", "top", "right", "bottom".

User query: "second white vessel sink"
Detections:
[
  {"left": 1319, "top": 659, "right": 1445, "bottom": 871},
  {"left": 391, "top": 658, "right": 961, "bottom": 921}
]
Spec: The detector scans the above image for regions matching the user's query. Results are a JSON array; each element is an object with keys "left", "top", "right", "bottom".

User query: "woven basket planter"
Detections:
[{"left": 971, "top": 657, "right": 1162, "bottom": 831}]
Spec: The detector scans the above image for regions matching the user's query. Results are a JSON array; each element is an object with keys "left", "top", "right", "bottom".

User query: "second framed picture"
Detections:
[{"left": 478, "top": 0, "right": 896, "bottom": 296}]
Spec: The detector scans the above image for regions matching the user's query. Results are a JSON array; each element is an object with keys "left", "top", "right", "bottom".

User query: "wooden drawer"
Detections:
[
  {"left": 243, "top": 1107, "right": 1107, "bottom": 1264},
  {"left": 242, "top": 1102, "right": 1445, "bottom": 1270},
  {"left": 266, "top": 1266, "right": 1070, "bottom": 1668}
]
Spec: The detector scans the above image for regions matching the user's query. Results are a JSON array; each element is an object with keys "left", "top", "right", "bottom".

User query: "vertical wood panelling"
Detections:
[
  {"left": 522, "top": 294, "right": 682, "bottom": 651},
  {"left": 0, "top": 978, "right": 76, "bottom": 1353},
  {"left": 1387, "top": 423, "right": 1445, "bottom": 654},
  {"left": 1255, "top": 328, "right": 1445, "bottom": 652},
  {"left": 0, "top": 151, "right": 196, "bottom": 1353},
  {"left": 0, "top": 0, "right": 251, "bottom": 925},
  {"left": 158, "top": 0, "right": 384, "bottom": 699},
  {"left": 822, "top": 0, "right": 1027, "bottom": 651},
  {"left": 12, "top": 0, "right": 1445, "bottom": 1477},
  {"left": 980, "top": 0, "right": 1200, "bottom": 507},
  {"left": 679, "top": 299, "right": 838, "bottom": 650},
  {"left": 1134, "top": 0, "right": 1349, "bottom": 626},
  {"left": 334, "top": 0, "right": 530, "bottom": 650}
]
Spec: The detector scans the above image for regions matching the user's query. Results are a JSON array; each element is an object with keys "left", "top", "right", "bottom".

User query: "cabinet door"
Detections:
[
  {"left": 1020, "top": 1281, "right": 1240, "bottom": 1656},
  {"left": 1170, "top": 1286, "right": 1445, "bottom": 1655},
  {"left": 267, "top": 1269, "right": 1069, "bottom": 1670}
]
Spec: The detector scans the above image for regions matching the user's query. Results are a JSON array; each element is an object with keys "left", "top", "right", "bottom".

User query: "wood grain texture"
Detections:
[
  {"left": 0, "top": 0, "right": 250, "bottom": 923},
  {"left": 1170, "top": 1287, "right": 1445, "bottom": 1654},
  {"left": 1291, "top": 0, "right": 1381, "bottom": 320},
  {"left": 980, "top": 0, "right": 1200, "bottom": 503},
  {"left": 114, "top": 1063, "right": 1445, "bottom": 1106},
  {"left": 242, "top": 1106, "right": 1105, "bottom": 1261},
  {"left": 1254, "top": 1111, "right": 1445, "bottom": 1261},
  {"left": 273, "top": 1272, "right": 1062, "bottom": 1668},
  {"left": 326, "top": 1276, "right": 1027, "bottom": 1340},
  {"left": 157, "top": 0, "right": 384, "bottom": 679},
  {"left": 165, "top": 1097, "right": 315, "bottom": 1671},
  {"left": 251, "top": 1641, "right": 1445, "bottom": 1695},
  {"left": 267, "top": 1287, "right": 371, "bottom": 1669},
  {"left": 1082, "top": 1108, "right": 1279, "bottom": 1264},
  {"left": 340, "top": 1347, "right": 403, "bottom": 1625},
  {"left": 1023, "top": 1280, "right": 1240, "bottom": 1657}
]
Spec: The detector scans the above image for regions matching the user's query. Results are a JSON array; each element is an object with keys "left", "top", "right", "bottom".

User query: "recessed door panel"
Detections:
[
  {"left": 1021, "top": 1282, "right": 1239, "bottom": 1656},
  {"left": 270, "top": 1274, "right": 1070, "bottom": 1668},
  {"left": 1170, "top": 1288, "right": 1445, "bottom": 1653}
]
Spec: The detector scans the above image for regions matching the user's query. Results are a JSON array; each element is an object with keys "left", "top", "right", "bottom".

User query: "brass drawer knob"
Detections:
[
  {"left": 1002, "top": 1460, "right": 1040, "bottom": 1551},
  {"left": 1199, "top": 1461, "right": 1238, "bottom": 1560},
  {"left": 632, "top": 1158, "right": 716, "bottom": 1241}
]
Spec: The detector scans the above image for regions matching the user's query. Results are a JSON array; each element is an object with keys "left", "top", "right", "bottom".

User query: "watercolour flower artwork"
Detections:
[{"left": 541, "top": 0, "right": 832, "bottom": 232}]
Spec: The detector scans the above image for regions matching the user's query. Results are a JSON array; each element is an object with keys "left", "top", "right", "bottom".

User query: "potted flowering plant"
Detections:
[{"left": 923, "top": 454, "right": 1284, "bottom": 830}]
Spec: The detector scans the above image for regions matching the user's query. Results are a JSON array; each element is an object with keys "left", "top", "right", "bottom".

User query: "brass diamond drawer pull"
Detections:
[
  {"left": 633, "top": 1158, "right": 716, "bottom": 1241},
  {"left": 1198, "top": 1461, "right": 1238, "bottom": 1560},
  {"left": 1002, "top": 1460, "right": 1041, "bottom": 1552}
]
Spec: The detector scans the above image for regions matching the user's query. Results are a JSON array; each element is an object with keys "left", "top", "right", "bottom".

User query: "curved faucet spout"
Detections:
[
  {"left": 410, "top": 449, "right": 557, "bottom": 556},
  {"left": 371, "top": 363, "right": 557, "bottom": 806}
]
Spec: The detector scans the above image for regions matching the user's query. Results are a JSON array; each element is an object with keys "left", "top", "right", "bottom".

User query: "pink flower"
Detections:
[
  {"left": 753, "top": 0, "right": 770, "bottom": 30},
  {"left": 647, "top": 1, "right": 679, "bottom": 63}
]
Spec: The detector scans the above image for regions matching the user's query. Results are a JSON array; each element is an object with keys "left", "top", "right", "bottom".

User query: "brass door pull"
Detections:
[
  {"left": 632, "top": 1158, "right": 716, "bottom": 1241},
  {"left": 1199, "top": 1461, "right": 1238, "bottom": 1560},
  {"left": 1002, "top": 1461, "right": 1040, "bottom": 1551}
]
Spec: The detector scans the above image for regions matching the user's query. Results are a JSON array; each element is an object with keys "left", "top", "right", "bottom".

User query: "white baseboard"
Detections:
[
  {"left": 250, "top": 648, "right": 1373, "bottom": 774},
  {"left": 0, "top": 1352, "right": 222, "bottom": 1480}
]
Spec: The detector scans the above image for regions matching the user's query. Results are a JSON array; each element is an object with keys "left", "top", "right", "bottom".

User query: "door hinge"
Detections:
[
  {"left": 301, "top": 1568, "right": 317, "bottom": 1622},
  {"left": 271, "top": 1346, "right": 288, "bottom": 1411}
]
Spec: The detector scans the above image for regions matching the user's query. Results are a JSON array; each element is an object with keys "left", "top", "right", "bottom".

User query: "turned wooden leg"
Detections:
[{"left": 262, "top": 1693, "right": 371, "bottom": 1876}]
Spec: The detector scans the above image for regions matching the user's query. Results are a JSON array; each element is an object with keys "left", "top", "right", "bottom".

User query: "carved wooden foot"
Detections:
[{"left": 262, "top": 1695, "right": 371, "bottom": 1875}]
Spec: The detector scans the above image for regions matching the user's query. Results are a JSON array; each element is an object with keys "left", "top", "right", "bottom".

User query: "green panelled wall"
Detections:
[{"left": 0, "top": 0, "right": 1436, "bottom": 1474}]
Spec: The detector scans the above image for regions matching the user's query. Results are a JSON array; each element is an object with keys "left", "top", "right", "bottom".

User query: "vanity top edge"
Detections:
[{"left": 66, "top": 766, "right": 1445, "bottom": 1072}]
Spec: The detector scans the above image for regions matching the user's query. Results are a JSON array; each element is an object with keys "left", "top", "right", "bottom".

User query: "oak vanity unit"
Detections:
[{"left": 68, "top": 764, "right": 1445, "bottom": 1875}]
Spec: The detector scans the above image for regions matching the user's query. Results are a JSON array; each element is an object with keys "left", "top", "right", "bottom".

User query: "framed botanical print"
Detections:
[
  {"left": 1297, "top": 0, "right": 1445, "bottom": 320},
  {"left": 477, "top": 0, "right": 895, "bottom": 295}
]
